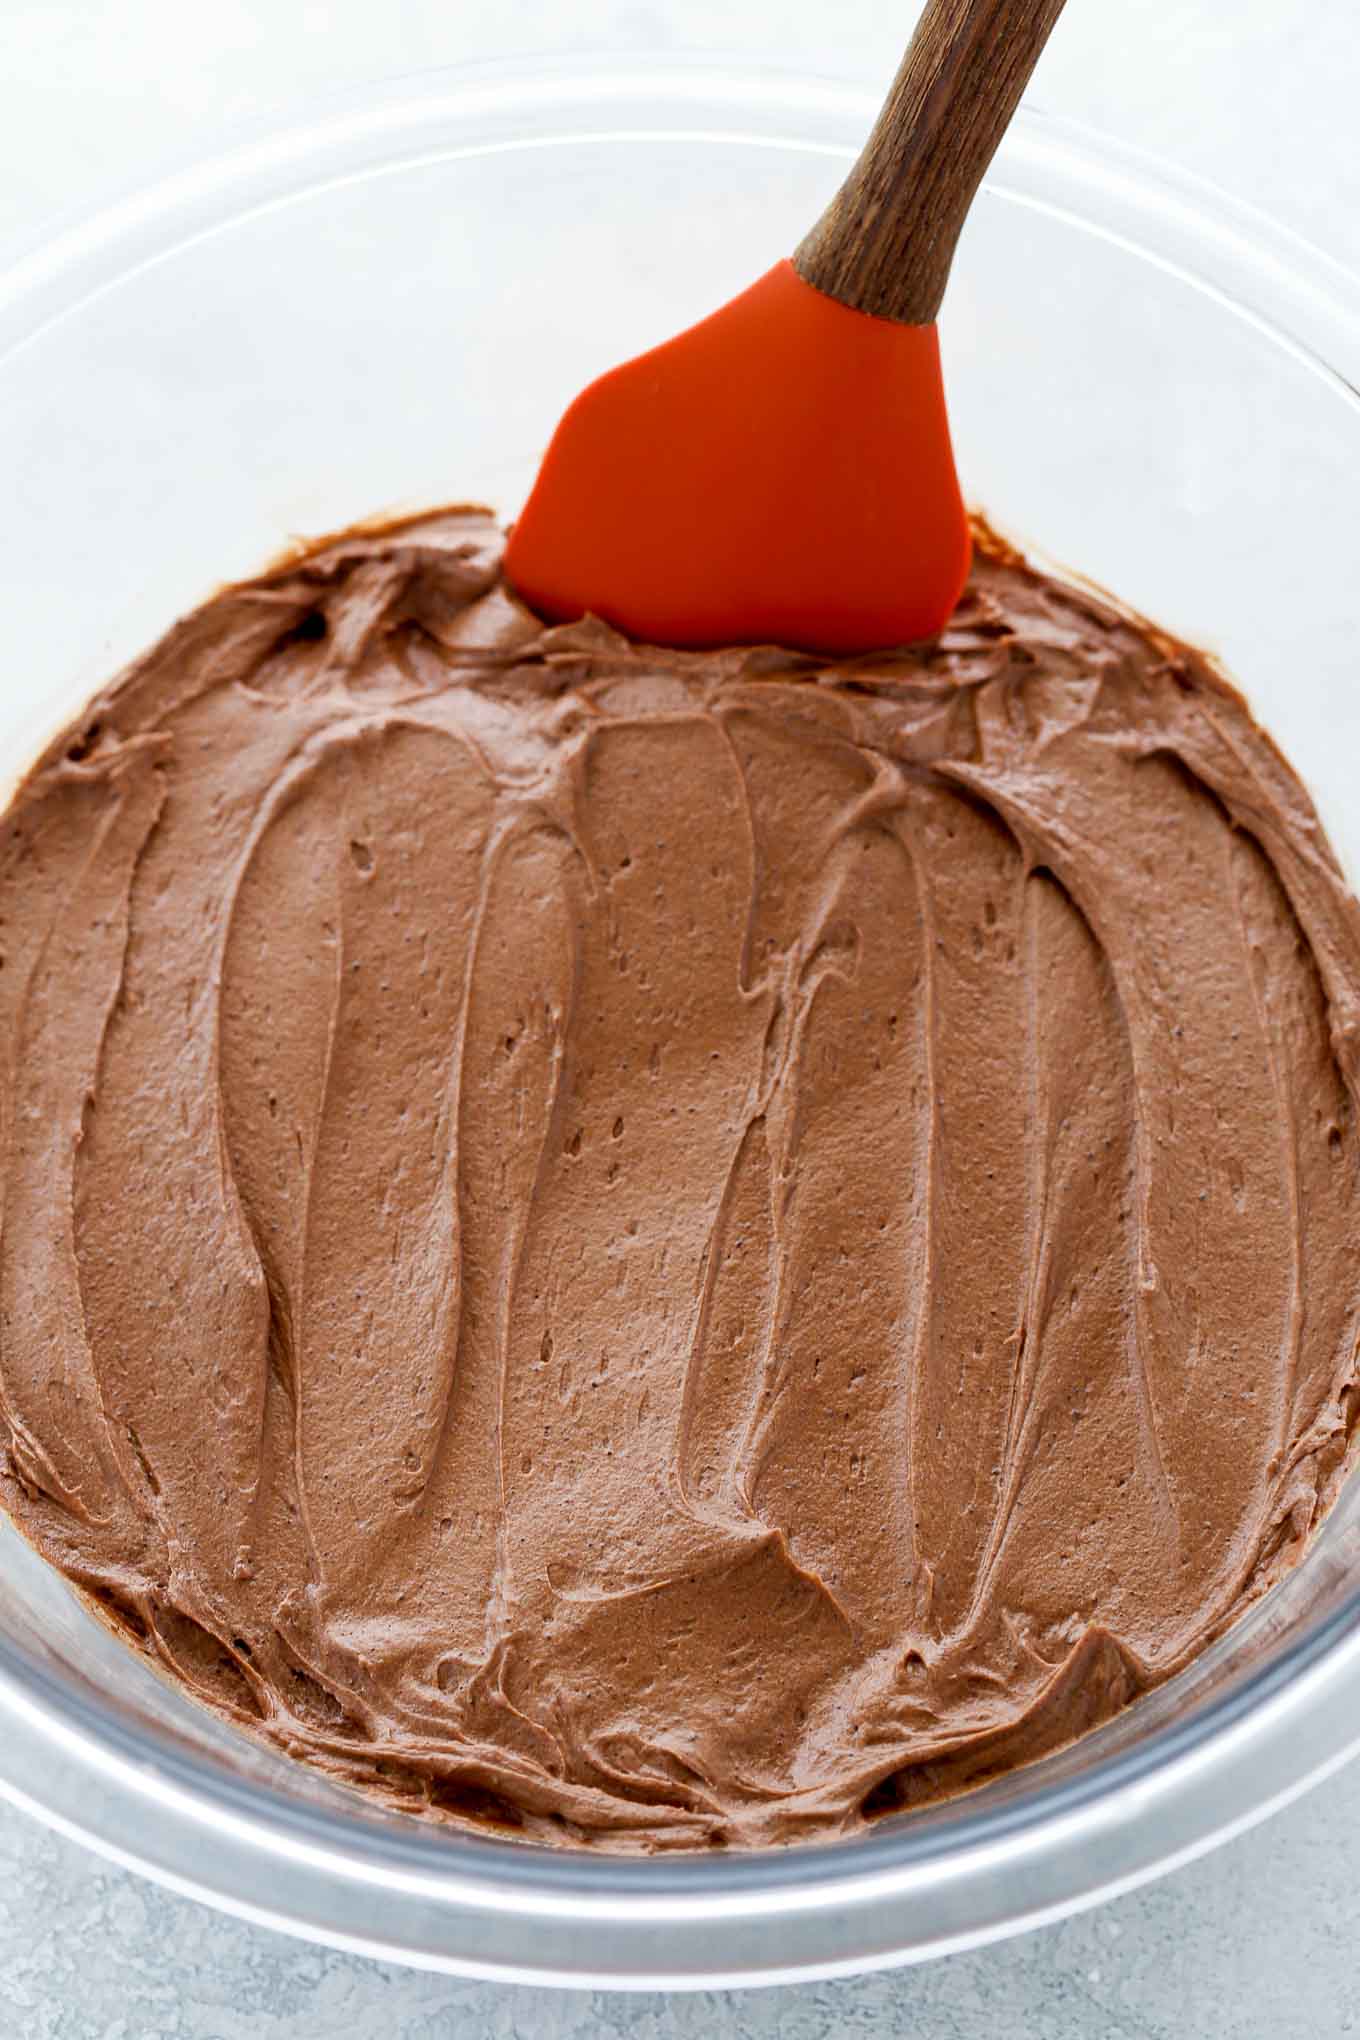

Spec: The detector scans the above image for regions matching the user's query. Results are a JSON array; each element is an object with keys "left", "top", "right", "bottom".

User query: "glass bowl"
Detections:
[{"left": 3, "top": 57, "right": 1360, "bottom": 1992}]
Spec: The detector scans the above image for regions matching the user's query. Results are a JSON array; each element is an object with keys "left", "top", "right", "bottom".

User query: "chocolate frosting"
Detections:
[{"left": 4, "top": 509, "right": 1360, "bottom": 1851}]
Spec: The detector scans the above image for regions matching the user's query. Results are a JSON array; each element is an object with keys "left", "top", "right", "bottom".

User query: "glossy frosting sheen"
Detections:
[{"left": 4, "top": 510, "right": 1360, "bottom": 1852}]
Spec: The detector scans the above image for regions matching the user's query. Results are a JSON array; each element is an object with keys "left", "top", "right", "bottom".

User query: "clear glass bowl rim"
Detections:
[{"left": 3, "top": 54, "right": 1360, "bottom": 1991}]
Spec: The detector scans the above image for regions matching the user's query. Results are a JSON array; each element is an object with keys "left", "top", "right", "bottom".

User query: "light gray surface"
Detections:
[
  {"left": 3, "top": 1, "right": 1360, "bottom": 2031},
  {"left": 2, "top": 1765, "right": 1358, "bottom": 2037},
  {"left": 4, "top": 0, "right": 1360, "bottom": 274}
]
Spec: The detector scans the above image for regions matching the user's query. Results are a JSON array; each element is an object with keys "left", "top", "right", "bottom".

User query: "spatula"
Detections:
[{"left": 505, "top": 0, "right": 1069, "bottom": 655}]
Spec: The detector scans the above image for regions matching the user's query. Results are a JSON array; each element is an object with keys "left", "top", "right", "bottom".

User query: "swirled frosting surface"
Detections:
[{"left": 4, "top": 510, "right": 1360, "bottom": 1850}]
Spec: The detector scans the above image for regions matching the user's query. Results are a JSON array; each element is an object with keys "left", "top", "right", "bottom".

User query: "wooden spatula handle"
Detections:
[{"left": 795, "top": 0, "right": 1069, "bottom": 324}]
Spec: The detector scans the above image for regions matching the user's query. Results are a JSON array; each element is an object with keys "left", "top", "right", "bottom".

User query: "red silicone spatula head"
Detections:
[
  {"left": 506, "top": 261, "right": 969, "bottom": 654},
  {"left": 506, "top": 0, "right": 1067, "bottom": 656}
]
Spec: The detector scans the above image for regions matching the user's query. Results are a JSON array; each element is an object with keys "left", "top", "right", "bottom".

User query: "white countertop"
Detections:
[{"left": 3, "top": 3, "right": 1358, "bottom": 2032}]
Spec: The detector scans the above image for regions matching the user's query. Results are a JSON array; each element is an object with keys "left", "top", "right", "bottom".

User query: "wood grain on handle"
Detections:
[{"left": 795, "top": 0, "right": 1069, "bottom": 324}]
